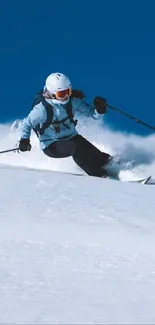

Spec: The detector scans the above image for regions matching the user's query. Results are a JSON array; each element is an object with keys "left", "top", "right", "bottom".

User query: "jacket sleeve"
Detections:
[
  {"left": 73, "top": 98, "right": 101, "bottom": 119},
  {"left": 20, "top": 104, "right": 46, "bottom": 139}
]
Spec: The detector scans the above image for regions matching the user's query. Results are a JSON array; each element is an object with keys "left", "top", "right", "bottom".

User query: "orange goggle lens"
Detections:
[{"left": 55, "top": 87, "right": 72, "bottom": 99}]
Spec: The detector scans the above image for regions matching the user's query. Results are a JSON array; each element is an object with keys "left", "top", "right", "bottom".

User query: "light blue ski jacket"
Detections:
[{"left": 20, "top": 97, "right": 100, "bottom": 150}]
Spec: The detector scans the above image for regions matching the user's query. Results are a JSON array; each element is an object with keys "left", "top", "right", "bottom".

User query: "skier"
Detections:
[{"left": 19, "top": 72, "right": 120, "bottom": 178}]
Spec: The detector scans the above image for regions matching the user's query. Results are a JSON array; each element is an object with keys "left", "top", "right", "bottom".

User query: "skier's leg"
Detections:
[
  {"left": 43, "top": 136, "right": 121, "bottom": 178},
  {"left": 43, "top": 140, "right": 75, "bottom": 158},
  {"left": 70, "top": 135, "right": 111, "bottom": 177},
  {"left": 103, "top": 156, "right": 122, "bottom": 179}
]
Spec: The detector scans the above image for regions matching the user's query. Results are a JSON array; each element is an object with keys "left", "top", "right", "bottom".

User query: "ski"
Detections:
[
  {"left": 129, "top": 175, "right": 152, "bottom": 185},
  {"left": 140, "top": 176, "right": 152, "bottom": 184},
  {"left": 51, "top": 170, "right": 154, "bottom": 185}
]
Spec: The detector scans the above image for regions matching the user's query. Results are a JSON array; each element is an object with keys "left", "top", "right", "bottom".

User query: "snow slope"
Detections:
[
  {"left": 0, "top": 121, "right": 155, "bottom": 323},
  {"left": 0, "top": 165, "right": 155, "bottom": 324}
]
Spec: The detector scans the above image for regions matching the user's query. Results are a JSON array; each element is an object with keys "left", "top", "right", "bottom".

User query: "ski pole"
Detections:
[
  {"left": 106, "top": 103, "right": 155, "bottom": 132},
  {"left": 0, "top": 148, "right": 20, "bottom": 155}
]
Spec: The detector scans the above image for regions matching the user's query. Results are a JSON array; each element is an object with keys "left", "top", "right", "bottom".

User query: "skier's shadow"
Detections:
[{"left": 117, "top": 143, "right": 155, "bottom": 167}]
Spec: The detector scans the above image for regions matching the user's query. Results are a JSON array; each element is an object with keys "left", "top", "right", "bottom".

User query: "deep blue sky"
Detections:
[{"left": 1, "top": 0, "right": 155, "bottom": 135}]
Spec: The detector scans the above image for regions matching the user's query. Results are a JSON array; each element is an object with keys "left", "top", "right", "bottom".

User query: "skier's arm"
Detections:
[
  {"left": 20, "top": 105, "right": 46, "bottom": 139},
  {"left": 73, "top": 98, "right": 96, "bottom": 118},
  {"left": 73, "top": 97, "right": 107, "bottom": 119}
]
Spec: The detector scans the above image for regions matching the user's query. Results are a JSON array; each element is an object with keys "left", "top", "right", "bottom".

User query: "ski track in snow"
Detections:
[{"left": 0, "top": 119, "right": 155, "bottom": 323}]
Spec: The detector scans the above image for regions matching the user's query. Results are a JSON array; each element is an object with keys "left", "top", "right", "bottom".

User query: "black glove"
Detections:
[
  {"left": 93, "top": 97, "right": 107, "bottom": 114},
  {"left": 19, "top": 139, "right": 31, "bottom": 152}
]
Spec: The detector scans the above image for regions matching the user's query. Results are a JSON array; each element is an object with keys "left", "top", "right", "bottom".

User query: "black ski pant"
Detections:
[{"left": 43, "top": 134, "right": 111, "bottom": 177}]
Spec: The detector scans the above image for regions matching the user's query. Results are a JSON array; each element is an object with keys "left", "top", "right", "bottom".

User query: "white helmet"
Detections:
[{"left": 45, "top": 72, "right": 72, "bottom": 105}]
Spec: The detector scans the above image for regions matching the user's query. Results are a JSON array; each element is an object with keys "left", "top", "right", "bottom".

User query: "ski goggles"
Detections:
[{"left": 54, "top": 87, "right": 72, "bottom": 100}]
